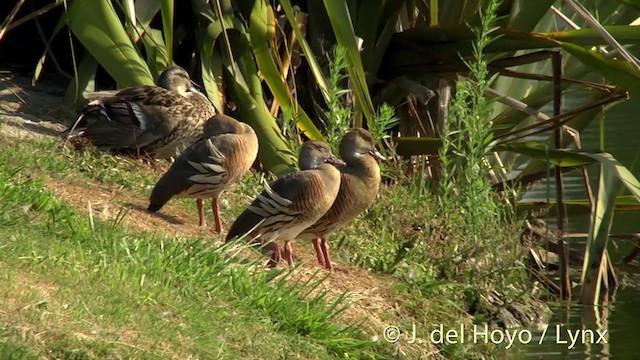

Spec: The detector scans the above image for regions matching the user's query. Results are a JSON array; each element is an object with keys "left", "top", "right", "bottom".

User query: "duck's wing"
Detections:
[
  {"left": 65, "top": 86, "right": 194, "bottom": 149},
  {"left": 225, "top": 170, "right": 322, "bottom": 242},
  {"left": 148, "top": 135, "right": 229, "bottom": 211}
]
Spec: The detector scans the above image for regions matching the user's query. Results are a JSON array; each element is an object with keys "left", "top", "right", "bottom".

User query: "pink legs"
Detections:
[
  {"left": 262, "top": 240, "right": 294, "bottom": 268},
  {"left": 196, "top": 199, "right": 206, "bottom": 227},
  {"left": 263, "top": 242, "right": 281, "bottom": 268},
  {"left": 312, "top": 237, "right": 333, "bottom": 270},
  {"left": 312, "top": 238, "right": 325, "bottom": 265},
  {"left": 264, "top": 239, "right": 333, "bottom": 269},
  {"left": 283, "top": 240, "right": 294, "bottom": 266},
  {"left": 320, "top": 238, "right": 332, "bottom": 270},
  {"left": 211, "top": 197, "right": 222, "bottom": 234},
  {"left": 196, "top": 197, "right": 222, "bottom": 233}
]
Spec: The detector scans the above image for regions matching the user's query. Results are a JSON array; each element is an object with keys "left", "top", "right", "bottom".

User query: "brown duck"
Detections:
[
  {"left": 225, "top": 141, "right": 344, "bottom": 267},
  {"left": 300, "top": 128, "right": 384, "bottom": 270},
  {"left": 147, "top": 114, "right": 258, "bottom": 233},
  {"left": 64, "top": 65, "right": 215, "bottom": 159}
]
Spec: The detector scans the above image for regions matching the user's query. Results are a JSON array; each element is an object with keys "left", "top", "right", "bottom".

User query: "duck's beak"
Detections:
[
  {"left": 189, "top": 80, "right": 201, "bottom": 93},
  {"left": 369, "top": 150, "right": 387, "bottom": 162},
  {"left": 326, "top": 155, "right": 346, "bottom": 167}
]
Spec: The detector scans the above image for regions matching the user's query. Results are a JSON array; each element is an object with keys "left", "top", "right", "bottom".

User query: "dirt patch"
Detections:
[
  {"left": 0, "top": 73, "right": 74, "bottom": 140},
  {"left": 44, "top": 176, "right": 219, "bottom": 241}
]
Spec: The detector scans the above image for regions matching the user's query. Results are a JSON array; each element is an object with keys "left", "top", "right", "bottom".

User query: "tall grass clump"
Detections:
[
  {"left": 323, "top": 46, "right": 353, "bottom": 152},
  {"left": 432, "top": 0, "right": 527, "bottom": 307},
  {"left": 438, "top": 0, "right": 503, "bottom": 233},
  {"left": 366, "top": 104, "right": 399, "bottom": 145}
]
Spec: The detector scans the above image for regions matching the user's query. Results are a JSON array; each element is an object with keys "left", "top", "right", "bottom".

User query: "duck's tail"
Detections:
[{"left": 61, "top": 103, "right": 103, "bottom": 138}]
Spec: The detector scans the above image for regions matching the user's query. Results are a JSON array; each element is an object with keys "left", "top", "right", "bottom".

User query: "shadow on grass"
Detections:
[{"left": 125, "top": 202, "right": 186, "bottom": 225}]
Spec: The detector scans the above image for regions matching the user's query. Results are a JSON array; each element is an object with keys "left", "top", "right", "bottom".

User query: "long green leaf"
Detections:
[
  {"left": 134, "top": 0, "right": 161, "bottom": 29},
  {"left": 249, "top": 0, "right": 323, "bottom": 140},
  {"left": 279, "top": 0, "right": 329, "bottom": 101},
  {"left": 226, "top": 31, "right": 263, "bottom": 101},
  {"left": 141, "top": 29, "right": 169, "bottom": 81},
  {"left": 587, "top": 153, "right": 640, "bottom": 200},
  {"left": 199, "top": 23, "right": 224, "bottom": 113},
  {"left": 65, "top": 52, "right": 97, "bottom": 106},
  {"left": 426, "top": 0, "right": 437, "bottom": 25},
  {"left": 581, "top": 164, "right": 617, "bottom": 303},
  {"left": 496, "top": 143, "right": 600, "bottom": 167},
  {"left": 558, "top": 41, "right": 640, "bottom": 97},
  {"left": 507, "top": 0, "right": 556, "bottom": 32},
  {"left": 67, "top": 0, "right": 153, "bottom": 87},
  {"left": 160, "top": 0, "right": 174, "bottom": 65},
  {"left": 322, "top": 0, "right": 375, "bottom": 126}
]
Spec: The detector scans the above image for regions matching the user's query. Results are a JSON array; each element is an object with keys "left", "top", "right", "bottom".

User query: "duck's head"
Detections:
[
  {"left": 158, "top": 66, "right": 199, "bottom": 95},
  {"left": 299, "top": 141, "right": 345, "bottom": 170},
  {"left": 339, "top": 128, "right": 386, "bottom": 164}
]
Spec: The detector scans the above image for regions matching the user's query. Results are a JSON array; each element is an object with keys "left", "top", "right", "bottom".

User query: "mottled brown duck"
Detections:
[
  {"left": 147, "top": 114, "right": 258, "bottom": 233},
  {"left": 300, "top": 128, "right": 384, "bottom": 270},
  {"left": 225, "top": 141, "right": 344, "bottom": 267},
  {"left": 64, "top": 66, "right": 215, "bottom": 159}
]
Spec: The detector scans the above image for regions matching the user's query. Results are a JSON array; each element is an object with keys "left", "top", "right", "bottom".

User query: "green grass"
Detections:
[
  {"left": 3, "top": 136, "right": 160, "bottom": 193},
  {"left": 0, "top": 153, "right": 392, "bottom": 358},
  {"left": 0, "top": 131, "right": 540, "bottom": 359}
]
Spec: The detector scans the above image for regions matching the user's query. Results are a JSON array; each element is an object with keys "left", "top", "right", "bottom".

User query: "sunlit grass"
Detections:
[{"left": 0, "top": 157, "right": 386, "bottom": 358}]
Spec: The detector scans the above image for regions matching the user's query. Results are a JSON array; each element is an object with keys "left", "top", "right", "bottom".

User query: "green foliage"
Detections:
[
  {"left": 18, "top": 0, "right": 640, "bottom": 189},
  {"left": 324, "top": 46, "right": 352, "bottom": 152},
  {"left": 439, "top": 0, "right": 504, "bottom": 236},
  {"left": 322, "top": 46, "right": 399, "bottom": 154},
  {"left": 367, "top": 104, "right": 399, "bottom": 143},
  {"left": 340, "top": 179, "right": 528, "bottom": 358}
]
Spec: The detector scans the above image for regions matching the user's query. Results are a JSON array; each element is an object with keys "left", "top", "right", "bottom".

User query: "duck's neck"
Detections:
[
  {"left": 346, "top": 155, "right": 380, "bottom": 180},
  {"left": 317, "top": 163, "right": 342, "bottom": 187}
]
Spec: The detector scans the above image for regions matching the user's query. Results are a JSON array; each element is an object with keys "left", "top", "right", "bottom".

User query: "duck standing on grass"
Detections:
[
  {"left": 63, "top": 66, "right": 215, "bottom": 159},
  {"left": 147, "top": 114, "right": 258, "bottom": 233},
  {"left": 300, "top": 128, "right": 385, "bottom": 270},
  {"left": 225, "top": 141, "right": 344, "bottom": 267}
]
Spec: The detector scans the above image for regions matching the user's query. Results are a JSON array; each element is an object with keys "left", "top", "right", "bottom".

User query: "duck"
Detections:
[
  {"left": 147, "top": 114, "right": 258, "bottom": 233},
  {"left": 225, "top": 141, "right": 344, "bottom": 267},
  {"left": 299, "top": 128, "right": 385, "bottom": 270},
  {"left": 64, "top": 65, "right": 215, "bottom": 159}
]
